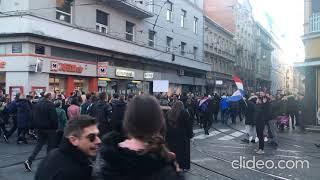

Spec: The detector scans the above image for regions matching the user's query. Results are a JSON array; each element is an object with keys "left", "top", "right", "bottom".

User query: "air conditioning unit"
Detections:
[{"left": 96, "top": 23, "right": 108, "bottom": 34}]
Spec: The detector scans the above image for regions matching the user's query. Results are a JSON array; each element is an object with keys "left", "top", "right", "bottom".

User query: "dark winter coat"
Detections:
[
  {"left": 255, "top": 102, "right": 270, "bottom": 127},
  {"left": 110, "top": 99, "right": 127, "bottom": 133},
  {"left": 286, "top": 95, "right": 298, "bottom": 114},
  {"left": 16, "top": 99, "right": 32, "bottom": 129},
  {"left": 56, "top": 107, "right": 67, "bottom": 132},
  {"left": 270, "top": 100, "right": 280, "bottom": 120},
  {"left": 166, "top": 109, "right": 192, "bottom": 170},
  {"left": 89, "top": 100, "right": 112, "bottom": 136},
  {"left": 94, "top": 132, "right": 185, "bottom": 180},
  {"left": 31, "top": 98, "right": 58, "bottom": 130},
  {"left": 244, "top": 100, "right": 256, "bottom": 126},
  {"left": 212, "top": 96, "right": 220, "bottom": 114},
  {"left": 35, "top": 138, "right": 93, "bottom": 180}
]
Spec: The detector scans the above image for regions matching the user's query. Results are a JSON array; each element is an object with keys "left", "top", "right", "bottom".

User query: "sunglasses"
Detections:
[{"left": 85, "top": 133, "right": 99, "bottom": 142}]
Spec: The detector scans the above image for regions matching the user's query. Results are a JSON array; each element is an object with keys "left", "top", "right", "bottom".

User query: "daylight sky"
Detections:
[{"left": 249, "top": 0, "right": 305, "bottom": 64}]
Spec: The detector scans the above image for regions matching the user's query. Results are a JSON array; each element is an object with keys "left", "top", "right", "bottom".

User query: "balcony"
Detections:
[
  {"left": 310, "top": 12, "right": 320, "bottom": 33},
  {"left": 101, "top": 0, "right": 153, "bottom": 19}
]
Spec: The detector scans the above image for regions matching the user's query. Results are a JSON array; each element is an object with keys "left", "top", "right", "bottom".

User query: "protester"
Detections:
[
  {"left": 24, "top": 92, "right": 58, "bottom": 172},
  {"left": 93, "top": 95, "right": 184, "bottom": 180},
  {"left": 54, "top": 100, "right": 67, "bottom": 146},
  {"left": 110, "top": 93, "right": 127, "bottom": 134},
  {"left": 242, "top": 96, "right": 257, "bottom": 143},
  {"left": 35, "top": 115, "right": 101, "bottom": 180},
  {"left": 67, "top": 97, "right": 80, "bottom": 120},
  {"left": 166, "top": 101, "right": 193, "bottom": 170},
  {"left": 89, "top": 92, "right": 112, "bottom": 136},
  {"left": 16, "top": 94, "right": 33, "bottom": 144}
]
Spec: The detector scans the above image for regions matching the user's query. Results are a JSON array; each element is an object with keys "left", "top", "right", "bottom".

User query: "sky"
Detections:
[{"left": 249, "top": 0, "right": 305, "bottom": 64}]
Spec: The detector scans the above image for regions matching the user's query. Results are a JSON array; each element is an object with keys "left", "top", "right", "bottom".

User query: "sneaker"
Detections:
[
  {"left": 3, "top": 134, "right": 8, "bottom": 143},
  {"left": 315, "top": 144, "right": 320, "bottom": 148},
  {"left": 24, "top": 160, "right": 32, "bottom": 172},
  {"left": 251, "top": 139, "right": 256, "bottom": 143},
  {"left": 256, "top": 149, "right": 265, "bottom": 154},
  {"left": 205, "top": 131, "right": 209, "bottom": 135}
]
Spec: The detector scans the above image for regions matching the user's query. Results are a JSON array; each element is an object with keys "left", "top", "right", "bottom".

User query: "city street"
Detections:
[{"left": 1, "top": 122, "right": 320, "bottom": 180}]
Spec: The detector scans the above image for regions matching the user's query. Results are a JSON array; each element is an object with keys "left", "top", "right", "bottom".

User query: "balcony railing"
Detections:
[
  {"left": 102, "top": 0, "right": 153, "bottom": 19},
  {"left": 310, "top": 12, "right": 320, "bottom": 33}
]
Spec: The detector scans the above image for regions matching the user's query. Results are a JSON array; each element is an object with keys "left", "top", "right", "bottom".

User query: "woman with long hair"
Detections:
[
  {"left": 94, "top": 95, "right": 184, "bottom": 180},
  {"left": 166, "top": 101, "right": 193, "bottom": 171}
]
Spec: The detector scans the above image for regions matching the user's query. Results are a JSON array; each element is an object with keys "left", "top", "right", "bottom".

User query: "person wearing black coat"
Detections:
[
  {"left": 212, "top": 94, "right": 220, "bottom": 123},
  {"left": 89, "top": 92, "right": 112, "bottom": 137},
  {"left": 93, "top": 95, "right": 184, "bottom": 180},
  {"left": 35, "top": 115, "right": 101, "bottom": 180},
  {"left": 242, "top": 96, "right": 257, "bottom": 143},
  {"left": 110, "top": 94, "right": 127, "bottom": 134},
  {"left": 24, "top": 92, "right": 58, "bottom": 171},
  {"left": 255, "top": 97, "right": 270, "bottom": 154},
  {"left": 16, "top": 96, "right": 33, "bottom": 144},
  {"left": 166, "top": 101, "right": 193, "bottom": 170},
  {"left": 286, "top": 95, "right": 298, "bottom": 129}
]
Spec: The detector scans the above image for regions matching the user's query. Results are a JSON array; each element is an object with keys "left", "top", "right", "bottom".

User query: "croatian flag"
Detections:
[
  {"left": 232, "top": 76, "right": 244, "bottom": 91},
  {"left": 227, "top": 76, "right": 244, "bottom": 102}
]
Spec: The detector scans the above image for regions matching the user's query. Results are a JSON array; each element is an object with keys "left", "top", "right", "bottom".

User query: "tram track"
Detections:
[{"left": 191, "top": 142, "right": 292, "bottom": 180}]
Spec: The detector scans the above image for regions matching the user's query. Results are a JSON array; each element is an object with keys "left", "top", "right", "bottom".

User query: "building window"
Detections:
[
  {"left": 166, "top": 1, "right": 173, "bottom": 22},
  {"left": 166, "top": 36, "right": 173, "bottom": 52},
  {"left": 181, "top": 9, "right": 186, "bottom": 28},
  {"left": 149, "top": 0, "right": 154, "bottom": 13},
  {"left": 193, "top": 17, "right": 198, "bottom": 34},
  {"left": 193, "top": 46, "right": 198, "bottom": 59},
  {"left": 180, "top": 42, "right": 186, "bottom": 55},
  {"left": 148, "top": 30, "right": 156, "bottom": 47},
  {"left": 56, "top": 0, "right": 72, "bottom": 23},
  {"left": 96, "top": 10, "right": 109, "bottom": 34},
  {"left": 35, "top": 45, "right": 45, "bottom": 55},
  {"left": 126, "top": 21, "right": 135, "bottom": 41},
  {"left": 12, "top": 43, "right": 22, "bottom": 53}
]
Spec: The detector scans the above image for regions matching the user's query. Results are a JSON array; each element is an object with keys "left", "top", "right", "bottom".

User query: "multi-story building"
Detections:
[
  {"left": 270, "top": 39, "right": 286, "bottom": 95},
  {"left": 295, "top": 0, "right": 320, "bottom": 125},
  {"left": 204, "top": 0, "right": 257, "bottom": 92},
  {"left": 0, "top": 0, "right": 210, "bottom": 98},
  {"left": 254, "top": 22, "right": 273, "bottom": 92},
  {"left": 204, "top": 16, "right": 236, "bottom": 95}
]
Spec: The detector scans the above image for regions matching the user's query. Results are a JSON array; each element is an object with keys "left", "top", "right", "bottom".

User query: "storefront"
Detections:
[{"left": 97, "top": 66, "right": 157, "bottom": 96}]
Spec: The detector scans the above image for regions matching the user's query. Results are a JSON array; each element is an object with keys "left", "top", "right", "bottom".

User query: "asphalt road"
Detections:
[{"left": 1, "top": 122, "right": 320, "bottom": 180}]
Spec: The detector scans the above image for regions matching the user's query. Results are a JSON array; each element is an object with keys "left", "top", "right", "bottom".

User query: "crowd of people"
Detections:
[{"left": 0, "top": 89, "right": 308, "bottom": 180}]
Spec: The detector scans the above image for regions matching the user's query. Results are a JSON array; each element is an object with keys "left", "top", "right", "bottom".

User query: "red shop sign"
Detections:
[
  {"left": 0, "top": 61, "right": 6, "bottom": 68},
  {"left": 50, "top": 61, "right": 84, "bottom": 73}
]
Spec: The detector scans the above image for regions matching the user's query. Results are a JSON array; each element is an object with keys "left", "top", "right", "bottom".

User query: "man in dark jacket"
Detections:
[
  {"left": 89, "top": 92, "right": 112, "bottom": 136},
  {"left": 24, "top": 92, "right": 58, "bottom": 171},
  {"left": 110, "top": 93, "right": 127, "bottom": 134},
  {"left": 5, "top": 93, "right": 19, "bottom": 139},
  {"left": 212, "top": 93, "right": 220, "bottom": 123},
  {"left": 242, "top": 96, "right": 257, "bottom": 143},
  {"left": 287, "top": 94, "right": 298, "bottom": 129},
  {"left": 35, "top": 115, "right": 101, "bottom": 180}
]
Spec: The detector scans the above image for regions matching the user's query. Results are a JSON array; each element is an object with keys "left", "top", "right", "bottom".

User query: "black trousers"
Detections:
[
  {"left": 256, "top": 123, "right": 265, "bottom": 150},
  {"left": 202, "top": 113, "right": 211, "bottom": 132},
  {"left": 17, "top": 128, "right": 28, "bottom": 141},
  {"left": 28, "top": 130, "right": 57, "bottom": 163},
  {"left": 213, "top": 112, "right": 219, "bottom": 122},
  {"left": 6, "top": 116, "right": 17, "bottom": 138}
]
